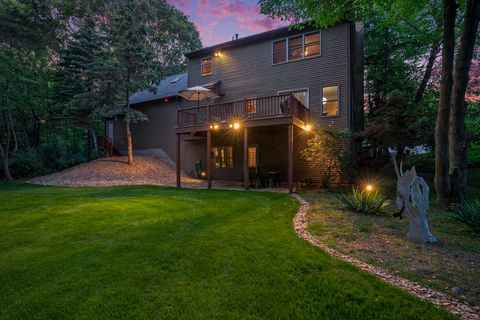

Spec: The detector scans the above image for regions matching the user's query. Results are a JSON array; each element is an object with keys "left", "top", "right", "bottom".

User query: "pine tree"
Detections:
[{"left": 55, "top": 15, "right": 104, "bottom": 162}]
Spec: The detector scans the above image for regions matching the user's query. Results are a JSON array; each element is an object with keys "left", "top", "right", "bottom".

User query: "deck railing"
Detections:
[{"left": 177, "top": 94, "right": 309, "bottom": 127}]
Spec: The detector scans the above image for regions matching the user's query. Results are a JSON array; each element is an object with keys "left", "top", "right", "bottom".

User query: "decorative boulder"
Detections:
[{"left": 394, "top": 165, "right": 437, "bottom": 243}]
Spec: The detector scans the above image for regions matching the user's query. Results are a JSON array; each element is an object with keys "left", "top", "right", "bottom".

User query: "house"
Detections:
[{"left": 111, "top": 22, "right": 364, "bottom": 193}]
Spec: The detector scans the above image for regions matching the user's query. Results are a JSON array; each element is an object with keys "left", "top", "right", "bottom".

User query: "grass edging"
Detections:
[{"left": 291, "top": 194, "right": 480, "bottom": 320}]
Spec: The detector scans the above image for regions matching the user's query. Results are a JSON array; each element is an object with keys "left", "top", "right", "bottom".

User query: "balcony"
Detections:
[{"left": 176, "top": 94, "right": 309, "bottom": 130}]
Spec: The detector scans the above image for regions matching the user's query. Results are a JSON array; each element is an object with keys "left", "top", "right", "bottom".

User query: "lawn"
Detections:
[
  {"left": 0, "top": 183, "right": 454, "bottom": 319},
  {"left": 303, "top": 168, "right": 480, "bottom": 307}
]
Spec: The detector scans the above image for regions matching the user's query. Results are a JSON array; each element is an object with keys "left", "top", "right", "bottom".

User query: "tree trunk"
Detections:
[
  {"left": 449, "top": 0, "right": 480, "bottom": 204},
  {"left": 87, "top": 127, "right": 92, "bottom": 162},
  {"left": 434, "top": 0, "right": 457, "bottom": 210},
  {"left": 415, "top": 40, "right": 441, "bottom": 103},
  {"left": 2, "top": 110, "right": 13, "bottom": 181},
  {"left": 125, "top": 120, "right": 133, "bottom": 164}
]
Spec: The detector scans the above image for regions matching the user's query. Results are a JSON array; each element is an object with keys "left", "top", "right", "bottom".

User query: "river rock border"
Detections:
[{"left": 291, "top": 194, "right": 480, "bottom": 320}]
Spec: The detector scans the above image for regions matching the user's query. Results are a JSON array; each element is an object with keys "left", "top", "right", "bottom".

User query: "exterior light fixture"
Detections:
[
  {"left": 304, "top": 124, "right": 312, "bottom": 131},
  {"left": 210, "top": 125, "right": 213, "bottom": 129},
  {"left": 213, "top": 124, "right": 219, "bottom": 129},
  {"left": 214, "top": 51, "right": 222, "bottom": 57},
  {"left": 229, "top": 124, "right": 233, "bottom": 128},
  {"left": 200, "top": 171, "right": 206, "bottom": 177},
  {"left": 366, "top": 184, "right": 373, "bottom": 192},
  {"left": 233, "top": 122, "right": 240, "bottom": 129}
]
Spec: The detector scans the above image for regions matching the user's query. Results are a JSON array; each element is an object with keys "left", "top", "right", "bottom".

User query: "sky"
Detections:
[{"left": 167, "top": 0, "right": 288, "bottom": 47}]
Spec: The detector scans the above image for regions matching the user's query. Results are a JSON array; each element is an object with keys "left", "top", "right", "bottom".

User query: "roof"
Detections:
[
  {"left": 130, "top": 72, "right": 188, "bottom": 105},
  {"left": 185, "top": 24, "right": 321, "bottom": 59}
]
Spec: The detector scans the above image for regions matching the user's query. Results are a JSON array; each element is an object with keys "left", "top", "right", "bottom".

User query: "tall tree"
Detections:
[
  {"left": 103, "top": 0, "right": 201, "bottom": 165},
  {"left": 448, "top": 0, "right": 480, "bottom": 203},
  {"left": 435, "top": 0, "right": 457, "bottom": 210},
  {"left": 55, "top": 15, "right": 105, "bottom": 162}
]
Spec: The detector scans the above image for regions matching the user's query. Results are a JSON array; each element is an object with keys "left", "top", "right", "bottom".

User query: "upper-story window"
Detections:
[
  {"left": 201, "top": 57, "right": 212, "bottom": 76},
  {"left": 273, "top": 31, "right": 321, "bottom": 64}
]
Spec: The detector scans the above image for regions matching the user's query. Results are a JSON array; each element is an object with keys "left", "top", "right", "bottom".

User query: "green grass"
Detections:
[{"left": 0, "top": 183, "right": 454, "bottom": 319}]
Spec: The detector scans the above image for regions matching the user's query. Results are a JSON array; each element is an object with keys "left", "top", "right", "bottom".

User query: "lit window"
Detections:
[
  {"left": 212, "top": 146, "right": 233, "bottom": 168},
  {"left": 201, "top": 57, "right": 212, "bottom": 76},
  {"left": 304, "top": 32, "right": 320, "bottom": 57},
  {"left": 246, "top": 97, "right": 257, "bottom": 113},
  {"left": 247, "top": 146, "right": 257, "bottom": 168},
  {"left": 288, "top": 35, "right": 303, "bottom": 61},
  {"left": 322, "top": 86, "right": 339, "bottom": 116},
  {"left": 273, "top": 39, "right": 286, "bottom": 64},
  {"left": 273, "top": 31, "right": 320, "bottom": 64}
]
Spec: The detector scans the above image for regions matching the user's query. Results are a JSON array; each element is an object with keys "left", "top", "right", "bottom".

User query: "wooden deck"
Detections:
[{"left": 176, "top": 93, "right": 309, "bottom": 130}]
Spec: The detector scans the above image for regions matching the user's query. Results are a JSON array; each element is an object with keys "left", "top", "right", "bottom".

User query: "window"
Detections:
[
  {"left": 273, "top": 31, "right": 320, "bottom": 64},
  {"left": 201, "top": 57, "right": 212, "bottom": 76},
  {"left": 278, "top": 88, "right": 309, "bottom": 108},
  {"left": 247, "top": 146, "right": 257, "bottom": 168},
  {"left": 212, "top": 146, "right": 233, "bottom": 168},
  {"left": 273, "top": 39, "right": 286, "bottom": 64},
  {"left": 288, "top": 35, "right": 303, "bottom": 61},
  {"left": 246, "top": 97, "right": 257, "bottom": 113},
  {"left": 322, "top": 86, "right": 339, "bottom": 116}
]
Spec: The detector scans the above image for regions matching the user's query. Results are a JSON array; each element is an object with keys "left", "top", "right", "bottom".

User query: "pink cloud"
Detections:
[
  {"left": 239, "top": 17, "right": 284, "bottom": 31},
  {"left": 198, "top": 0, "right": 260, "bottom": 18}
]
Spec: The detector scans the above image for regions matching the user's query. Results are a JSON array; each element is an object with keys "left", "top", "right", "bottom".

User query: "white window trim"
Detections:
[
  {"left": 321, "top": 84, "right": 341, "bottom": 117},
  {"left": 277, "top": 87, "right": 310, "bottom": 108},
  {"left": 272, "top": 30, "right": 321, "bottom": 65},
  {"left": 201, "top": 56, "right": 213, "bottom": 77}
]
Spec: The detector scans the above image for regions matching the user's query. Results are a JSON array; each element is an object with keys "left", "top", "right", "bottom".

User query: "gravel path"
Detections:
[
  {"left": 292, "top": 194, "right": 480, "bottom": 320},
  {"left": 28, "top": 156, "right": 202, "bottom": 187}
]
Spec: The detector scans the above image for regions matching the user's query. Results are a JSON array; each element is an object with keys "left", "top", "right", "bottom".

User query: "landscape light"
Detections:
[{"left": 366, "top": 184, "right": 373, "bottom": 192}]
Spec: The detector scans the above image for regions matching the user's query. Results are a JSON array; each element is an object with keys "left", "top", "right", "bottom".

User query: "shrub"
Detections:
[
  {"left": 469, "top": 142, "right": 480, "bottom": 165},
  {"left": 10, "top": 148, "right": 45, "bottom": 178},
  {"left": 337, "top": 187, "right": 389, "bottom": 215},
  {"left": 455, "top": 198, "right": 480, "bottom": 231}
]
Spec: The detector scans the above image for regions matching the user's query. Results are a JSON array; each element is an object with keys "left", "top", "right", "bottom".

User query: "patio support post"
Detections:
[
  {"left": 243, "top": 127, "right": 249, "bottom": 190},
  {"left": 288, "top": 124, "right": 294, "bottom": 193},
  {"left": 207, "top": 130, "right": 212, "bottom": 189},
  {"left": 176, "top": 133, "right": 181, "bottom": 188}
]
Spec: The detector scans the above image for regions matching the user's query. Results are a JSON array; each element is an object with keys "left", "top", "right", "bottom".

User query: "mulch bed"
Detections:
[
  {"left": 292, "top": 194, "right": 480, "bottom": 320},
  {"left": 28, "top": 156, "right": 202, "bottom": 187}
]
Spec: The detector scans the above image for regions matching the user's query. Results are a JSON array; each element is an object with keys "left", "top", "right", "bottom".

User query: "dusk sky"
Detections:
[{"left": 167, "top": 0, "right": 288, "bottom": 47}]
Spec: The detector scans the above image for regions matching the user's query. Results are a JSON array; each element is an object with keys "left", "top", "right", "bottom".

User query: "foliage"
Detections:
[
  {"left": 469, "top": 142, "right": 480, "bottom": 165},
  {"left": 300, "top": 128, "right": 345, "bottom": 187},
  {"left": 455, "top": 198, "right": 480, "bottom": 231},
  {"left": 0, "top": 0, "right": 201, "bottom": 179},
  {"left": 405, "top": 151, "right": 435, "bottom": 173},
  {"left": 338, "top": 186, "right": 389, "bottom": 215}
]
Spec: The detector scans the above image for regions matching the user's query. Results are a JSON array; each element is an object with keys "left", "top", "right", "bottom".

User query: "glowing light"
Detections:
[
  {"left": 214, "top": 51, "right": 223, "bottom": 57},
  {"left": 366, "top": 184, "right": 373, "bottom": 191},
  {"left": 229, "top": 124, "right": 233, "bottom": 128},
  {"left": 304, "top": 124, "right": 312, "bottom": 131},
  {"left": 233, "top": 122, "right": 240, "bottom": 129},
  {"left": 213, "top": 124, "right": 219, "bottom": 129},
  {"left": 200, "top": 171, "right": 206, "bottom": 177},
  {"left": 209, "top": 125, "right": 213, "bottom": 129}
]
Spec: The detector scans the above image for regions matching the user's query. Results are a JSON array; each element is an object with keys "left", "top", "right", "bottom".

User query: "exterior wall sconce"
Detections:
[
  {"left": 210, "top": 124, "right": 219, "bottom": 129},
  {"left": 304, "top": 124, "right": 312, "bottom": 131},
  {"left": 233, "top": 122, "right": 240, "bottom": 129},
  {"left": 214, "top": 51, "right": 223, "bottom": 57}
]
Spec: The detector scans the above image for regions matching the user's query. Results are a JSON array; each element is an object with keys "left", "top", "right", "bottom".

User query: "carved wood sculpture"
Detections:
[{"left": 393, "top": 157, "right": 437, "bottom": 243}]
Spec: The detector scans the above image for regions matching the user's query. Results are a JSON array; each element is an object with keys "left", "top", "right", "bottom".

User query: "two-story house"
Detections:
[{"left": 111, "top": 22, "right": 364, "bottom": 193}]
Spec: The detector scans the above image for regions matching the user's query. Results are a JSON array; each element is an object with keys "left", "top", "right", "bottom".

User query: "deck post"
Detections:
[
  {"left": 176, "top": 133, "right": 181, "bottom": 188},
  {"left": 288, "top": 124, "right": 294, "bottom": 193},
  {"left": 243, "top": 127, "right": 249, "bottom": 190},
  {"left": 207, "top": 130, "right": 212, "bottom": 189}
]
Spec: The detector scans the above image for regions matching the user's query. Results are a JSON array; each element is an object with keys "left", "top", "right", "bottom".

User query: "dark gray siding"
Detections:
[{"left": 186, "top": 22, "right": 352, "bottom": 131}]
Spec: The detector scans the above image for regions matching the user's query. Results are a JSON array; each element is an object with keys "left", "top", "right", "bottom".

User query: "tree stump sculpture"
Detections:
[{"left": 394, "top": 159, "right": 437, "bottom": 243}]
